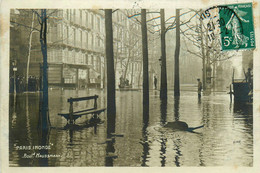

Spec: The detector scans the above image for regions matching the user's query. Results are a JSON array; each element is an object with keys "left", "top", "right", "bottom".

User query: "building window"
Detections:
[
  {"left": 70, "top": 9, "right": 73, "bottom": 21},
  {"left": 67, "top": 26, "right": 69, "bottom": 44},
  {"left": 97, "top": 17, "right": 100, "bottom": 32},
  {"left": 73, "top": 9, "right": 76, "bottom": 21},
  {"left": 89, "top": 34, "right": 92, "bottom": 48},
  {"left": 92, "top": 34, "right": 94, "bottom": 48},
  {"left": 91, "top": 14, "right": 94, "bottom": 29},
  {"left": 98, "top": 38, "right": 100, "bottom": 47},
  {"left": 79, "top": 10, "right": 82, "bottom": 25},
  {"left": 73, "top": 28, "right": 76, "bottom": 46},
  {"left": 57, "top": 24, "right": 61, "bottom": 40},
  {"left": 85, "top": 11, "right": 88, "bottom": 26},
  {"left": 85, "top": 54, "right": 88, "bottom": 64},
  {"left": 66, "top": 9, "right": 69, "bottom": 20},
  {"left": 86, "top": 32, "right": 88, "bottom": 48},
  {"left": 80, "top": 52, "right": 84, "bottom": 64},
  {"left": 80, "top": 30, "right": 82, "bottom": 48}
]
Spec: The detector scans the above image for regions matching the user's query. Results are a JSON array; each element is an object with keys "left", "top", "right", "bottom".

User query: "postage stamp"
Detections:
[
  {"left": 219, "top": 3, "right": 255, "bottom": 51},
  {"left": 200, "top": 2, "right": 256, "bottom": 51}
]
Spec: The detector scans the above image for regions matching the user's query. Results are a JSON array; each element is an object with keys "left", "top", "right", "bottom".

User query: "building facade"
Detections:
[
  {"left": 10, "top": 9, "right": 105, "bottom": 89},
  {"left": 10, "top": 9, "right": 160, "bottom": 91}
]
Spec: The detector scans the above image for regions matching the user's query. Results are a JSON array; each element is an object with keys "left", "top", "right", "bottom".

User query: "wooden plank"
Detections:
[
  {"left": 72, "top": 107, "right": 96, "bottom": 114},
  {"left": 73, "top": 108, "right": 106, "bottom": 116},
  {"left": 58, "top": 108, "right": 106, "bottom": 119},
  {"left": 67, "top": 95, "right": 98, "bottom": 102}
]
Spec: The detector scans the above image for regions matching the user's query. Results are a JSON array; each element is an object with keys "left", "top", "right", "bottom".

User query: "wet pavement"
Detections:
[{"left": 9, "top": 87, "right": 253, "bottom": 166}]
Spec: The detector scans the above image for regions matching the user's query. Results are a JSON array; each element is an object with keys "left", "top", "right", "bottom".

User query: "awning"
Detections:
[{"left": 63, "top": 63, "right": 92, "bottom": 69}]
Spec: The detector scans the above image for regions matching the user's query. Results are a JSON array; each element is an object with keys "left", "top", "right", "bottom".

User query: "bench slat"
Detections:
[
  {"left": 74, "top": 108, "right": 106, "bottom": 116},
  {"left": 68, "top": 95, "right": 98, "bottom": 102},
  {"left": 58, "top": 108, "right": 106, "bottom": 120},
  {"left": 73, "top": 107, "right": 96, "bottom": 114}
]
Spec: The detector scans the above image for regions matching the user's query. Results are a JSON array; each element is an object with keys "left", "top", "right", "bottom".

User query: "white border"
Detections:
[{"left": 1, "top": 0, "right": 260, "bottom": 172}]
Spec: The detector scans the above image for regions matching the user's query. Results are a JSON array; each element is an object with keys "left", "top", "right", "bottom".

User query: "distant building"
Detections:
[
  {"left": 10, "top": 9, "right": 160, "bottom": 90},
  {"left": 10, "top": 9, "right": 105, "bottom": 89},
  {"left": 112, "top": 9, "right": 159, "bottom": 89}
]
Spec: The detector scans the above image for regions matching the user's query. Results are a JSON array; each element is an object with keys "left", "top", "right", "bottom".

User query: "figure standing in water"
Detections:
[
  {"left": 197, "top": 78, "right": 202, "bottom": 98},
  {"left": 154, "top": 76, "right": 157, "bottom": 90}
]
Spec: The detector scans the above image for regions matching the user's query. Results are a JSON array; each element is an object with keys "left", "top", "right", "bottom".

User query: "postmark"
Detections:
[{"left": 199, "top": 3, "right": 255, "bottom": 51}]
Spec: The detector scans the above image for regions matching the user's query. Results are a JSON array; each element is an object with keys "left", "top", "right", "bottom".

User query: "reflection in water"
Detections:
[
  {"left": 37, "top": 126, "right": 50, "bottom": 166},
  {"left": 26, "top": 94, "right": 32, "bottom": 146},
  {"left": 38, "top": 92, "right": 51, "bottom": 166},
  {"left": 69, "top": 128, "right": 73, "bottom": 144},
  {"left": 234, "top": 102, "right": 253, "bottom": 115},
  {"left": 198, "top": 96, "right": 205, "bottom": 166},
  {"left": 174, "top": 97, "right": 180, "bottom": 121},
  {"left": 9, "top": 90, "right": 253, "bottom": 167},
  {"left": 141, "top": 102, "right": 149, "bottom": 166},
  {"left": 198, "top": 95, "right": 201, "bottom": 104},
  {"left": 160, "top": 99, "right": 167, "bottom": 125},
  {"left": 11, "top": 94, "right": 17, "bottom": 129},
  {"left": 159, "top": 99, "right": 167, "bottom": 166},
  {"left": 105, "top": 98, "right": 117, "bottom": 166},
  {"left": 173, "top": 97, "right": 181, "bottom": 167},
  {"left": 160, "top": 137, "right": 167, "bottom": 167},
  {"left": 38, "top": 93, "right": 51, "bottom": 130},
  {"left": 174, "top": 139, "right": 181, "bottom": 167},
  {"left": 105, "top": 133, "right": 116, "bottom": 166}
]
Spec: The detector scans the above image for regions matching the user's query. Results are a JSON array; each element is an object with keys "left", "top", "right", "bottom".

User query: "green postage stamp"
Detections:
[{"left": 219, "top": 3, "right": 255, "bottom": 51}]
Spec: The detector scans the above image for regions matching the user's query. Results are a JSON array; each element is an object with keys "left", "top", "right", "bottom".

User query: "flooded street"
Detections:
[{"left": 9, "top": 88, "right": 253, "bottom": 167}]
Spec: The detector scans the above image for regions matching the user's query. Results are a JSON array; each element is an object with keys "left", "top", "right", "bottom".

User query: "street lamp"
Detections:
[{"left": 12, "top": 60, "right": 17, "bottom": 94}]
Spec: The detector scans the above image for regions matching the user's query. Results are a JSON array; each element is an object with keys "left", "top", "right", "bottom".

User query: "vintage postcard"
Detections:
[{"left": 1, "top": 0, "right": 260, "bottom": 172}]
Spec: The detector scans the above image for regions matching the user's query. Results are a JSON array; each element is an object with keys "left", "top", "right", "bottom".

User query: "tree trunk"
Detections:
[
  {"left": 205, "top": 27, "right": 209, "bottom": 91},
  {"left": 141, "top": 9, "right": 149, "bottom": 107},
  {"left": 160, "top": 9, "right": 167, "bottom": 100},
  {"left": 105, "top": 11, "right": 116, "bottom": 162},
  {"left": 114, "top": 36, "right": 119, "bottom": 83},
  {"left": 39, "top": 9, "right": 50, "bottom": 130},
  {"left": 200, "top": 11, "right": 206, "bottom": 91},
  {"left": 123, "top": 50, "right": 131, "bottom": 80},
  {"left": 138, "top": 61, "right": 143, "bottom": 88},
  {"left": 131, "top": 59, "right": 134, "bottom": 86},
  {"left": 105, "top": 9, "right": 116, "bottom": 118},
  {"left": 174, "top": 9, "right": 180, "bottom": 97},
  {"left": 213, "top": 61, "right": 216, "bottom": 91}
]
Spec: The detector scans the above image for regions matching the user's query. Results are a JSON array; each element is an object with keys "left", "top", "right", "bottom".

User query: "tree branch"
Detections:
[
  {"left": 10, "top": 21, "right": 40, "bottom": 32},
  {"left": 187, "top": 49, "right": 202, "bottom": 59}
]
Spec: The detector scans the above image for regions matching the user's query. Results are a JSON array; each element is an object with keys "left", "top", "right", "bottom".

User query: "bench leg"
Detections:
[
  {"left": 69, "top": 100, "right": 74, "bottom": 124},
  {"left": 93, "top": 113, "right": 97, "bottom": 119},
  {"left": 89, "top": 113, "right": 101, "bottom": 124}
]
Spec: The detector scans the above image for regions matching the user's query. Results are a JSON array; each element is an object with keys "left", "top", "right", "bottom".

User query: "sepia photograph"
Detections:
[{"left": 1, "top": 0, "right": 260, "bottom": 172}]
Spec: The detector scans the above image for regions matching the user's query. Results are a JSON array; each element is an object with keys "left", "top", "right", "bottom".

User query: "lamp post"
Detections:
[
  {"left": 12, "top": 60, "right": 17, "bottom": 94},
  {"left": 26, "top": 30, "right": 37, "bottom": 91}
]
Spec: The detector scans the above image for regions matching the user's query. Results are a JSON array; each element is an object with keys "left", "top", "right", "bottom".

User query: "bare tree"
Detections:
[
  {"left": 160, "top": 9, "right": 167, "bottom": 100},
  {"left": 105, "top": 9, "right": 116, "bottom": 117},
  {"left": 174, "top": 9, "right": 180, "bottom": 96},
  {"left": 141, "top": 9, "right": 149, "bottom": 107}
]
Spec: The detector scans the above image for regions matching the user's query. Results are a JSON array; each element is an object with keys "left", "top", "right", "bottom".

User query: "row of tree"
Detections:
[{"left": 22, "top": 8, "right": 235, "bottom": 130}]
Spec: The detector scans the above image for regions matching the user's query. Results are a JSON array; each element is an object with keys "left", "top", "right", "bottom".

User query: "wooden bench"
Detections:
[{"left": 58, "top": 95, "right": 106, "bottom": 124}]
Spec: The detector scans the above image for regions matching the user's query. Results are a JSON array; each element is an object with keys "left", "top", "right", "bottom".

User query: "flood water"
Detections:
[{"left": 9, "top": 88, "right": 253, "bottom": 167}]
